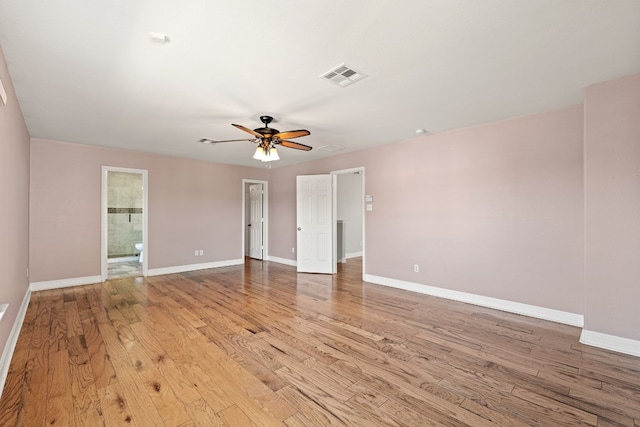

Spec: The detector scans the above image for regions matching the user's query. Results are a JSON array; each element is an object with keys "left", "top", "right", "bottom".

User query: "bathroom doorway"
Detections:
[{"left": 101, "top": 166, "right": 148, "bottom": 280}]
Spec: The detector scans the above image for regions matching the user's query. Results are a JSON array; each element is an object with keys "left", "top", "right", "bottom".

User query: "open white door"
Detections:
[
  {"left": 297, "top": 175, "right": 333, "bottom": 273},
  {"left": 248, "top": 183, "right": 264, "bottom": 259}
]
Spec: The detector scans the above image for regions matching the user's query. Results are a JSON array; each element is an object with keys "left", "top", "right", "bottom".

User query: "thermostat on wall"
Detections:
[{"left": 0, "top": 77, "right": 7, "bottom": 106}]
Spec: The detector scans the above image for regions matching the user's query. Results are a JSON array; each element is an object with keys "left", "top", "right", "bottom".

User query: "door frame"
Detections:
[
  {"left": 242, "top": 179, "right": 268, "bottom": 261},
  {"left": 101, "top": 166, "right": 149, "bottom": 281},
  {"left": 331, "top": 167, "right": 365, "bottom": 276}
]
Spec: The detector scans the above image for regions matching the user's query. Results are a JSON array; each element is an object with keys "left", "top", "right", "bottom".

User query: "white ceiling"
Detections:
[{"left": 1, "top": 1, "right": 639, "bottom": 168}]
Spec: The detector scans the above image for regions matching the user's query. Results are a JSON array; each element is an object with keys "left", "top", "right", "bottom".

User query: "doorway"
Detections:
[
  {"left": 101, "top": 167, "right": 148, "bottom": 280},
  {"left": 332, "top": 167, "right": 365, "bottom": 277},
  {"left": 243, "top": 179, "right": 268, "bottom": 260}
]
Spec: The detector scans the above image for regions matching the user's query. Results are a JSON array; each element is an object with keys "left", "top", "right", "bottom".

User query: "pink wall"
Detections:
[
  {"left": 29, "top": 139, "right": 268, "bottom": 282},
  {"left": 584, "top": 73, "right": 640, "bottom": 341},
  {"left": 270, "top": 105, "right": 585, "bottom": 315},
  {"left": 0, "top": 46, "right": 30, "bottom": 359}
]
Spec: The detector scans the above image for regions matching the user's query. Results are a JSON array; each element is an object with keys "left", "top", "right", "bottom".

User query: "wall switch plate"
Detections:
[
  {"left": 195, "top": 250, "right": 199, "bottom": 256},
  {"left": 292, "top": 247, "right": 295, "bottom": 253},
  {"left": 199, "top": 250, "right": 203, "bottom": 256}
]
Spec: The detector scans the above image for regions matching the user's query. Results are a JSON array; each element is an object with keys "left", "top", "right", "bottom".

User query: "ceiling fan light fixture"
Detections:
[
  {"left": 253, "top": 146, "right": 266, "bottom": 160},
  {"left": 262, "top": 146, "right": 279, "bottom": 162},
  {"left": 253, "top": 144, "right": 279, "bottom": 162}
]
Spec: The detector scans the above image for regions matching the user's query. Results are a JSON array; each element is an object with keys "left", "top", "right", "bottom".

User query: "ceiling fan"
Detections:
[{"left": 200, "top": 115, "right": 312, "bottom": 162}]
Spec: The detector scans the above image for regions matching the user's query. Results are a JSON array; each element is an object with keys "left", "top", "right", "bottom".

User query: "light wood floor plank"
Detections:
[
  {"left": 45, "top": 395, "right": 76, "bottom": 427},
  {"left": 97, "top": 381, "right": 137, "bottom": 426},
  {"left": 20, "top": 365, "right": 48, "bottom": 426},
  {"left": 138, "top": 366, "right": 192, "bottom": 426},
  {"left": 110, "top": 357, "right": 165, "bottom": 427}
]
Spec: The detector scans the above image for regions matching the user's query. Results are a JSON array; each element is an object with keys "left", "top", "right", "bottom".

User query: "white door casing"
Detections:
[
  {"left": 249, "top": 183, "right": 264, "bottom": 260},
  {"left": 101, "top": 166, "right": 148, "bottom": 281},
  {"left": 296, "top": 175, "right": 333, "bottom": 273}
]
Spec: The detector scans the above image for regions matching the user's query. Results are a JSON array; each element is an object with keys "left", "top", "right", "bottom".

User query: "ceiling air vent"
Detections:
[
  {"left": 320, "top": 64, "right": 367, "bottom": 88},
  {"left": 317, "top": 145, "right": 345, "bottom": 152}
]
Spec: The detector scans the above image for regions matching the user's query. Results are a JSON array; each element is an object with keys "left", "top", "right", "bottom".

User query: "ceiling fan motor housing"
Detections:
[
  {"left": 256, "top": 116, "right": 278, "bottom": 137},
  {"left": 254, "top": 127, "right": 278, "bottom": 137}
]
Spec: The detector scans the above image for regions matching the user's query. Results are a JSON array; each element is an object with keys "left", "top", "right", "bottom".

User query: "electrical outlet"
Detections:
[
  {"left": 414, "top": 264, "right": 419, "bottom": 272},
  {"left": 292, "top": 247, "right": 295, "bottom": 253}
]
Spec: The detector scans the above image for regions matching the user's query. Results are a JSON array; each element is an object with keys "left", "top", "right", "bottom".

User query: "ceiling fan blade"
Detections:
[
  {"left": 232, "top": 123, "right": 264, "bottom": 138},
  {"left": 199, "top": 138, "right": 256, "bottom": 144},
  {"left": 279, "top": 140, "right": 313, "bottom": 151},
  {"left": 273, "top": 129, "right": 310, "bottom": 139}
]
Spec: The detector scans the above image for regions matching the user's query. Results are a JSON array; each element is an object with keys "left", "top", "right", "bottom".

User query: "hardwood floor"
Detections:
[{"left": 1, "top": 257, "right": 639, "bottom": 426}]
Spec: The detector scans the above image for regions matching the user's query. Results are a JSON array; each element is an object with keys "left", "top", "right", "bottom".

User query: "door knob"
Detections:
[{"left": 297, "top": 227, "right": 302, "bottom": 231}]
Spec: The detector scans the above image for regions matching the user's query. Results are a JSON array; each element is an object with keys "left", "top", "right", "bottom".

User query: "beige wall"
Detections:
[
  {"left": 29, "top": 139, "right": 268, "bottom": 282},
  {"left": 584, "top": 73, "right": 640, "bottom": 341},
  {"left": 0, "top": 46, "right": 30, "bottom": 360},
  {"left": 270, "top": 104, "right": 585, "bottom": 315}
]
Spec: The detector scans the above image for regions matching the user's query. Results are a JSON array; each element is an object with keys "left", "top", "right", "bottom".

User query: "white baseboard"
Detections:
[
  {"left": 363, "top": 274, "right": 584, "bottom": 327},
  {"left": 346, "top": 252, "right": 363, "bottom": 259},
  {"left": 0, "top": 288, "right": 32, "bottom": 400},
  {"left": 267, "top": 256, "right": 297, "bottom": 267},
  {"left": 148, "top": 258, "right": 244, "bottom": 276},
  {"left": 29, "top": 275, "right": 103, "bottom": 292},
  {"left": 580, "top": 329, "right": 640, "bottom": 357}
]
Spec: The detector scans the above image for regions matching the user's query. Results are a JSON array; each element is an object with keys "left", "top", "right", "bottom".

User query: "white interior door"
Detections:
[
  {"left": 249, "top": 183, "right": 263, "bottom": 260},
  {"left": 297, "top": 175, "right": 333, "bottom": 273}
]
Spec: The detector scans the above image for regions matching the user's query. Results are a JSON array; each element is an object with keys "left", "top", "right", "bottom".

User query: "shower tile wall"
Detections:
[{"left": 108, "top": 172, "right": 143, "bottom": 258}]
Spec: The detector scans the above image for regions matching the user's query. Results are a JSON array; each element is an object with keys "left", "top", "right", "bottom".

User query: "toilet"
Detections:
[{"left": 134, "top": 243, "right": 143, "bottom": 263}]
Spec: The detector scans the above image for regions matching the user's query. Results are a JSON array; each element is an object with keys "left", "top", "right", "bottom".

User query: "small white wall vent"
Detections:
[
  {"left": 0, "top": 303, "right": 8, "bottom": 322},
  {"left": 0, "top": 78, "right": 7, "bottom": 106},
  {"left": 319, "top": 64, "right": 367, "bottom": 88}
]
